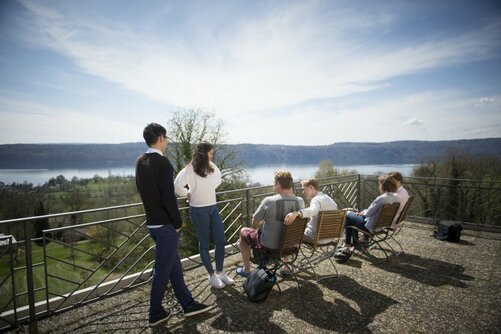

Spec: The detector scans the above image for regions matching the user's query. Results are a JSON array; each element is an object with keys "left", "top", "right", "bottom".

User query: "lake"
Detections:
[{"left": 0, "top": 163, "right": 416, "bottom": 186}]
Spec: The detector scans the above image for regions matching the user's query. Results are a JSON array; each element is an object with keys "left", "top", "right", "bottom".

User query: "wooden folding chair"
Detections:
[
  {"left": 386, "top": 196, "right": 414, "bottom": 255},
  {"left": 348, "top": 202, "right": 400, "bottom": 262},
  {"left": 254, "top": 217, "right": 308, "bottom": 292},
  {"left": 299, "top": 210, "right": 346, "bottom": 281}
]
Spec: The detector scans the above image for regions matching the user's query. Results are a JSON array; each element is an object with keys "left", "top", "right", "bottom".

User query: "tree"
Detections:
[
  {"left": 166, "top": 107, "right": 247, "bottom": 185},
  {"left": 315, "top": 160, "right": 357, "bottom": 178}
]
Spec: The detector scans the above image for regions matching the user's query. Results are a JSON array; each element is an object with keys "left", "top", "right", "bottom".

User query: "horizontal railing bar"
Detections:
[{"left": 0, "top": 203, "right": 145, "bottom": 225}]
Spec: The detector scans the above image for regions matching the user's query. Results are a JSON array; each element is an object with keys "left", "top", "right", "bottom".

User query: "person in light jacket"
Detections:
[
  {"left": 174, "top": 142, "right": 234, "bottom": 289},
  {"left": 343, "top": 174, "right": 398, "bottom": 251},
  {"left": 284, "top": 178, "right": 338, "bottom": 243}
]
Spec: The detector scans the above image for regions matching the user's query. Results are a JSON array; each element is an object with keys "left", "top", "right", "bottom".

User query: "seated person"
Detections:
[
  {"left": 284, "top": 178, "right": 338, "bottom": 244},
  {"left": 343, "top": 174, "right": 398, "bottom": 251},
  {"left": 388, "top": 171, "right": 410, "bottom": 229},
  {"left": 236, "top": 171, "right": 305, "bottom": 277}
]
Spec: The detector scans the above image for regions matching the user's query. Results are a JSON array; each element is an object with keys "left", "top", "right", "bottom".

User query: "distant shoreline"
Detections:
[{"left": 0, "top": 163, "right": 417, "bottom": 186}]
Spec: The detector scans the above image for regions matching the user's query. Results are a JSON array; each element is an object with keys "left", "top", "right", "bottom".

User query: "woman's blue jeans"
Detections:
[
  {"left": 344, "top": 211, "right": 370, "bottom": 244},
  {"left": 190, "top": 205, "right": 226, "bottom": 274}
]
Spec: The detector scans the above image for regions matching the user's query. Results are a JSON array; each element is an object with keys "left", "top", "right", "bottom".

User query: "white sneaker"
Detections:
[
  {"left": 217, "top": 271, "right": 235, "bottom": 286},
  {"left": 209, "top": 273, "right": 225, "bottom": 289}
]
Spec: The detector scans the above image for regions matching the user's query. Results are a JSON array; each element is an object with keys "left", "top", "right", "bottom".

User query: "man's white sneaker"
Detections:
[
  {"left": 217, "top": 271, "right": 235, "bottom": 286},
  {"left": 209, "top": 273, "right": 225, "bottom": 289}
]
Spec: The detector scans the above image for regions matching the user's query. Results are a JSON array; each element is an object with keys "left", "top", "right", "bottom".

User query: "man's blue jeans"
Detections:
[
  {"left": 148, "top": 224, "right": 194, "bottom": 317},
  {"left": 344, "top": 211, "right": 370, "bottom": 245},
  {"left": 189, "top": 205, "right": 226, "bottom": 274}
]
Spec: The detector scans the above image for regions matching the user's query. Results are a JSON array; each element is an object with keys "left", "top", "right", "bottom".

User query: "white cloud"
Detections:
[
  {"left": 2, "top": 0, "right": 500, "bottom": 145},
  {"left": 404, "top": 118, "right": 424, "bottom": 126},
  {"left": 15, "top": 1, "right": 501, "bottom": 118},
  {"left": 476, "top": 97, "right": 496, "bottom": 106}
]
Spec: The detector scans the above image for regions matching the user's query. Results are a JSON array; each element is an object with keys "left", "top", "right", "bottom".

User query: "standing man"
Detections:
[{"left": 136, "top": 123, "right": 213, "bottom": 327}]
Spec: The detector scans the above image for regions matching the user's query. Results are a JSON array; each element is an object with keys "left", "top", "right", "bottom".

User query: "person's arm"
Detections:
[
  {"left": 252, "top": 198, "right": 267, "bottom": 228},
  {"left": 361, "top": 194, "right": 384, "bottom": 217},
  {"left": 284, "top": 197, "right": 307, "bottom": 225},
  {"left": 160, "top": 161, "right": 183, "bottom": 229},
  {"left": 211, "top": 162, "right": 223, "bottom": 188},
  {"left": 174, "top": 166, "right": 189, "bottom": 197}
]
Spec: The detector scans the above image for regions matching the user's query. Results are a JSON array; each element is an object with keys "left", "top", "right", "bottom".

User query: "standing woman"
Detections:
[{"left": 174, "top": 142, "right": 234, "bottom": 289}]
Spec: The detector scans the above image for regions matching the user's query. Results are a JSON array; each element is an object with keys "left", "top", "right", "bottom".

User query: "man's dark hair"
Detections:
[{"left": 143, "top": 123, "right": 166, "bottom": 146}]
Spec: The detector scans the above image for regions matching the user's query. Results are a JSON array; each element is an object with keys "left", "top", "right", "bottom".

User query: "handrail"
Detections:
[{"left": 1, "top": 173, "right": 500, "bottom": 331}]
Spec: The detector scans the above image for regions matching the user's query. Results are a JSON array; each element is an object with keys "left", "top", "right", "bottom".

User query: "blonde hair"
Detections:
[{"left": 301, "top": 178, "right": 320, "bottom": 191}]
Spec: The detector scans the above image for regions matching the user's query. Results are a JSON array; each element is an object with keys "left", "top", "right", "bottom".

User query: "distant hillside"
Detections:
[{"left": 0, "top": 138, "right": 499, "bottom": 169}]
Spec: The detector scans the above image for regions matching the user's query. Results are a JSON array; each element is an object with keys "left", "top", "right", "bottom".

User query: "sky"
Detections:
[{"left": 0, "top": 0, "right": 500, "bottom": 146}]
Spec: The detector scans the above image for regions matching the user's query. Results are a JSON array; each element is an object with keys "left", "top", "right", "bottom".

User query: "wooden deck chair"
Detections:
[
  {"left": 299, "top": 210, "right": 346, "bottom": 281},
  {"left": 254, "top": 217, "right": 308, "bottom": 292},
  {"left": 386, "top": 196, "right": 414, "bottom": 255},
  {"left": 348, "top": 202, "right": 400, "bottom": 262}
]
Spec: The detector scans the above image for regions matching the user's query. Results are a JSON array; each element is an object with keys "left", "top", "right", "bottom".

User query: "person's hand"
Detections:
[
  {"left": 185, "top": 193, "right": 191, "bottom": 204},
  {"left": 355, "top": 211, "right": 362, "bottom": 216},
  {"left": 284, "top": 211, "right": 299, "bottom": 225}
]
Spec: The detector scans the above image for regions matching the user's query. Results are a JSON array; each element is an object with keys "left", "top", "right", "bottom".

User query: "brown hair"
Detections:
[
  {"left": 274, "top": 171, "right": 293, "bottom": 190},
  {"left": 379, "top": 175, "right": 398, "bottom": 193},
  {"left": 301, "top": 178, "right": 320, "bottom": 191},
  {"left": 192, "top": 142, "right": 214, "bottom": 177},
  {"left": 388, "top": 171, "right": 403, "bottom": 183}
]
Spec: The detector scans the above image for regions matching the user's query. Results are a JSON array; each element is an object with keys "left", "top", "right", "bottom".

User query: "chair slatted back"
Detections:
[
  {"left": 395, "top": 196, "right": 414, "bottom": 225},
  {"left": 280, "top": 217, "right": 308, "bottom": 249},
  {"left": 374, "top": 202, "right": 400, "bottom": 230},
  {"left": 315, "top": 210, "right": 346, "bottom": 241}
]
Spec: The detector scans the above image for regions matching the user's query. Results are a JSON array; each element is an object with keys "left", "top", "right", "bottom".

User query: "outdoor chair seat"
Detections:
[{"left": 348, "top": 202, "right": 400, "bottom": 262}]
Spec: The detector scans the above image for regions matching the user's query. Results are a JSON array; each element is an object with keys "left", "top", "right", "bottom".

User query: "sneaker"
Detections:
[
  {"left": 217, "top": 271, "right": 235, "bottom": 286},
  {"left": 235, "top": 267, "right": 251, "bottom": 278},
  {"left": 279, "top": 266, "right": 292, "bottom": 276},
  {"left": 149, "top": 309, "right": 171, "bottom": 327},
  {"left": 183, "top": 301, "right": 215, "bottom": 317},
  {"left": 209, "top": 273, "right": 225, "bottom": 289}
]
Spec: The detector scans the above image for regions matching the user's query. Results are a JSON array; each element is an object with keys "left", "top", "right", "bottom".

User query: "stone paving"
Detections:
[{"left": 18, "top": 222, "right": 501, "bottom": 334}]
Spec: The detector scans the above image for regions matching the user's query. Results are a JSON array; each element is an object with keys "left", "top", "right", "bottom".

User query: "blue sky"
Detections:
[{"left": 0, "top": 0, "right": 500, "bottom": 145}]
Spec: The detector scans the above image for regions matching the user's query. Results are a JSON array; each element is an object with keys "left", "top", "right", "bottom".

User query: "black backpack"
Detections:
[
  {"left": 243, "top": 269, "right": 276, "bottom": 303},
  {"left": 433, "top": 221, "right": 462, "bottom": 242}
]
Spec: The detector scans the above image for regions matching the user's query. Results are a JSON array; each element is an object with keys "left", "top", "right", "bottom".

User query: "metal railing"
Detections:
[
  {"left": 361, "top": 175, "right": 501, "bottom": 226},
  {"left": 1, "top": 174, "right": 500, "bottom": 331}
]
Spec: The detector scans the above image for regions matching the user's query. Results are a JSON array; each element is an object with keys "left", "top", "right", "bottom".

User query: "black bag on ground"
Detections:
[
  {"left": 333, "top": 246, "right": 353, "bottom": 264},
  {"left": 243, "top": 268, "right": 276, "bottom": 303},
  {"left": 432, "top": 220, "right": 462, "bottom": 242}
]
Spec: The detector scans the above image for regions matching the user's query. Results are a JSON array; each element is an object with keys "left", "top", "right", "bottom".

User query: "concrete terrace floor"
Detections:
[{"left": 19, "top": 221, "right": 501, "bottom": 334}]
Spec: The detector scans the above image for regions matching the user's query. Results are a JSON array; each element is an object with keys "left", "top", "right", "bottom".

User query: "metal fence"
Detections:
[{"left": 1, "top": 174, "right": 500, "bottom": 332}]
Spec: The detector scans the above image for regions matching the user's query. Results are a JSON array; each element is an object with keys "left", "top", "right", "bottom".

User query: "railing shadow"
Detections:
[
  {"left": 374, "top": 253, "right": 475, "bottom": 288},
  {"left": 313, "top": 276, "right": 397, "bottom": 333}
]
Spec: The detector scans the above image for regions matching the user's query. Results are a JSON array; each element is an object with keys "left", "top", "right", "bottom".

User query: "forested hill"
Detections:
[{"left": 0, "top": 138, "right": 499, "bottom": 168}]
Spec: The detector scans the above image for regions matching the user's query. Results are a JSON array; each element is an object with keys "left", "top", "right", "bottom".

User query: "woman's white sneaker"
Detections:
[
  {"left": 209, "top": 273, "right": 225, "bottom": 289},
  {"left": 217, "top": 271, "right": 235, "bottom": 286}
]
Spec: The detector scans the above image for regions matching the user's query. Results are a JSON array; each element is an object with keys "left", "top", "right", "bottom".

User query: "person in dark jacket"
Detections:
[{"left": 136, "top": 123, "right": 213, "bottom": 326}]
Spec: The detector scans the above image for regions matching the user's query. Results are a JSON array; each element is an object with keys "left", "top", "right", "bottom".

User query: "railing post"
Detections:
[
  {"left": 245, "top": 189, "right": 251, "bottom": 227},
  {"left": 356, "top": 174, "right": 361, "bottom": 210},
  {"left": 23, "top": 221, "right": 38, "bottom": 333}
]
